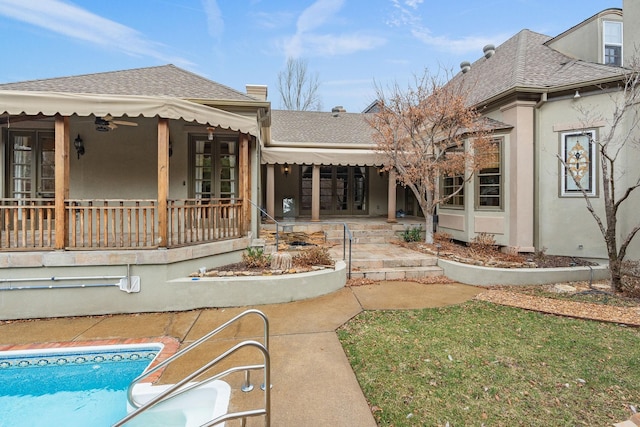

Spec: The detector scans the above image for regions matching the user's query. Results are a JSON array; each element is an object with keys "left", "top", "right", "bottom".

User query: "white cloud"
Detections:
[
  {"left": 201, "top": 0, "right": 224, "bottom": 39},
  {"left": 0, "top": 0, "right": 191, "bottom": 65},
  {"left": 296, "top": 0, "right": 344, "bottom": 33},
  {"left": 387, "top": 0, "right": 506, "bottom": 56},
  {"left": 283, "top": 0, "right": 385, "bottom": 58}
]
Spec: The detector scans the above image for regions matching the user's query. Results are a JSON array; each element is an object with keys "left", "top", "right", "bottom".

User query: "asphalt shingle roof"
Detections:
[
  {"left": 0, "top": 64, "right": 255, "bottom": 101},
  {"left": 271, "top": 110, "right": 375, "bottom": 145},
  {"left": 456, "top": 29, "right": 625, "bottom": 106}
]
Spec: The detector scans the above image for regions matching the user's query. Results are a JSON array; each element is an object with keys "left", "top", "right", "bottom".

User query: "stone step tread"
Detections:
[
  {"left": 350, "top": 259, "right": 438, "bottom": 268},
  {"left": 349, "top": 266, "right": 444, "bottom": 280}
]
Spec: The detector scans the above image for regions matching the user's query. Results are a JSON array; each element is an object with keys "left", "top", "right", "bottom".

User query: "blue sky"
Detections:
[{"left": 0, "top": 0, "right": 621, "bottom": 112}]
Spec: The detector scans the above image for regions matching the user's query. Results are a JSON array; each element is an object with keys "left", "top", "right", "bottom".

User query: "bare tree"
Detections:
[
  {"left": 558, "top": 65, "right": 640, "bottom": 292},
  {"left": 277, "top": 57, "right": 322, "bottom": 111},
  {"left": 368, "top": 69, "right": 494, "bottom": 243}
]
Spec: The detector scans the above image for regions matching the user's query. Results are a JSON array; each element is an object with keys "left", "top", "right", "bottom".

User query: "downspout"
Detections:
[{"left": 533, "top": 92, "right": 547, "bottom": 251}]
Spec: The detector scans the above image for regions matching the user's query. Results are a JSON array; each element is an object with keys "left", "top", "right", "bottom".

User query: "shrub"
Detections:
[
  {"left": 293, "top": 246, "right": 334, "bottom": 267},
  {"left": 401, "top": 225, "right": 423, "bottom": 242},
  {"left": 468, "top": 232, "right": 498, "bottom": 252},
  {"left": 242, "top": 247, "right": 271, "bottom": 269}
]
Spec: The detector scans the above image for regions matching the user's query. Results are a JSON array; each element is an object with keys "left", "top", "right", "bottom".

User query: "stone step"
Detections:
[
  {"left": 349, "top": 266, "right": 444, "bottom": 281},
  {"left": 349, "top": 256, "right": 438, "bottom": 270}
]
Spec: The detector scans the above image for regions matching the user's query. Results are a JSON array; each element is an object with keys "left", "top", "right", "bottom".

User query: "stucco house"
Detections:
[
  {"left": 2, "top": 3, "right": 639, "bottom": 320},
  {"left": 436, "top": 2, "right": 640, "bottom": 261}
]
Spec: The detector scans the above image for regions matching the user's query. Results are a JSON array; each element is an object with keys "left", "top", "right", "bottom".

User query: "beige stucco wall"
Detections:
[
  {"left": 67, "top": 118, "right": 193, "bottom": 200},
  {"left": 624, "top": 0, "right": 640, "bottom": 64},
  {"left": 546, "top": 10, "right": 622, "bottom": 65},
  {"left": 536, "top": 92, "right": 613, "bottom": 258}
]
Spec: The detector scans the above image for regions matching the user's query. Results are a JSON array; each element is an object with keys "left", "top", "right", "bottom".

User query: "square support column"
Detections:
[
  {"left": 54, "top": 115, "right": 70, "bottom": 249},
  {"left": 387, "top": 169, "right": 397, "bottom": 223},
  {"left": 311, "top": 164, "right": 320, "bottom": 221},
  {"left": 157, "top": 118, "right": 170, "bottom": 248},
  {"left": 266, "top": 164, "right": 275, "bottom": 219}
]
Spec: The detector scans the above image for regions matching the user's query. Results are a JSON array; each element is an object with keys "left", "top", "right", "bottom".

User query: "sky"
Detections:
[{"left": 0, "top": 0, "right": 622, "bottom": 113}]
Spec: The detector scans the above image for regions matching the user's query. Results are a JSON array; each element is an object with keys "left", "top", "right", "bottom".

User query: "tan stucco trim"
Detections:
[{"left": 552, "top": 120, "right": 606, "bottom": 132}]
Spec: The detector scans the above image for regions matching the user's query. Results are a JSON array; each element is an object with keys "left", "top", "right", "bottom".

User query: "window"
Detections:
[
  {"left": 442, "top": 147, "right": 465, "bottom": 208},
  {"left": 7, "top": 130, "right": 55, "bottom": 199},
  {"left": 603, "top": 21, "right": 623, "bottom": 66},
  {"left": 476, "top": 138, "right": 502, "bottom": 209},
  {"left": 190, "top": 133, "right": 238, "bottom": 200},
  {"left": 561, "top": 130, "right": 596, "bottom": 197}
]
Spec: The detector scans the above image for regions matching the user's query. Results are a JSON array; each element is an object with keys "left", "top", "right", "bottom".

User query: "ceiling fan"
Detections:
[{"left": 95, "top": 114, "right": 138, "bottom": 131}]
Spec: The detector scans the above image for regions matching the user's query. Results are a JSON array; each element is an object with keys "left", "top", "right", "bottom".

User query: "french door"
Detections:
[
  {"left": 8, "top": 130, "right": 55, "bottom": 200},
  {"left": 300, "top": 165, "right": 368, "bottom": 215}
]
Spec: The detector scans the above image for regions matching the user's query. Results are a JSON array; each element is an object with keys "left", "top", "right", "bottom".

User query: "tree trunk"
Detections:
[{"left": 424, "top": 214, "right": 434, "bottom": 244}]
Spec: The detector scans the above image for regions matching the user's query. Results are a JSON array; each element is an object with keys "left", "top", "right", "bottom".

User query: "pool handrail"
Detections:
[
  {"left": 113, "top": 339, "right": 270, "bottom": 427},
  {"left": 115, "top": 309, "right": 269, "bottom": 425}
]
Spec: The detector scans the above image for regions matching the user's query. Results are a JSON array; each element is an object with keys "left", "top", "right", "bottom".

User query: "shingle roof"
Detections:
[
  {"left": 456, "top": 29, "right": 625, "bottom": 106},
  {"left": 0, "top": 64, "right": 255, "bottom": 101},
  {"left": 271, "top": 110, "right": 375, "bottom": 145}
]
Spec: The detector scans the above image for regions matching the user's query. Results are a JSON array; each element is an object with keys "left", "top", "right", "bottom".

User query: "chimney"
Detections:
[
  {"left": 460, "top": 61, "right": 471, "bottom": 73},
  {"left": 246, "top": 84, "right": 268, "bottom": 101},
  {"left": 483, "top": 44, "right": 495, "bottom": 58},
  {"left": 332, "top": 106, "right": 346, "bottom": 117}
]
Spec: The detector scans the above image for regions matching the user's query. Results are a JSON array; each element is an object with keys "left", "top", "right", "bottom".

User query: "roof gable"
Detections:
[
  {"left": 456, "top": 29, "right": 624, "bottom": 106},
  {"left": 0, "top": 64, "right": 255, "bottom": 102}
]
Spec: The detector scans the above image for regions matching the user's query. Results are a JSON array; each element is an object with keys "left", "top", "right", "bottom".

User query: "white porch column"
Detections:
[
  {"left": 311, "top": 164, "right": 320, "bottom": 222},
  {"left": 387, "top": 169, "right": 397, "bottom": 223},
  {"left": 266, "top": 164, "right": 275, "bottom": 220}
]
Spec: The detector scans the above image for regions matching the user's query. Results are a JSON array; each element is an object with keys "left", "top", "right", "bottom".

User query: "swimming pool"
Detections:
[{"left": 0, "top": 344, "right": 162, "bottom": 427}]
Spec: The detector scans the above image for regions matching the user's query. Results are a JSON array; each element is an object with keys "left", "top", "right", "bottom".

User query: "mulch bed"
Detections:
[{"left": 476, "top": 289, "right": 640, "bottom": 326}]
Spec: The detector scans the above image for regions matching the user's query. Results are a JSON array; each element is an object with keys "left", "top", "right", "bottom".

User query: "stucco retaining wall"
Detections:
[{"left": 438, "top": 258, "right": 610, "bottom": 286}]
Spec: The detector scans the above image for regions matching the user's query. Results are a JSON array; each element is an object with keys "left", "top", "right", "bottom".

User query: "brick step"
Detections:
[{"left": 349, "top": 266, "right": 444, "bottom": 281}]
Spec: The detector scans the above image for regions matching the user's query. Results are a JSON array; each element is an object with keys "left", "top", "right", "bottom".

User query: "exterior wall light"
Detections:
[
  {"left": 74, "top": 134, "right": 85, "bottom": 159},
  {"left": 283, "top": 163, "right": 290, "bottom": 177}
]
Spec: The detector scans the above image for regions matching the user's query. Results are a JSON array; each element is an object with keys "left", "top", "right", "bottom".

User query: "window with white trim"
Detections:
[
  {"left": 560, "top": 130, "right": 597, "bottom": 197},
  {"left": 441, "top": 147, "right": 465, "bottom": 208},
  {"left": 603, "top": 21, "right": 623, "bottom": 66},
  {"left": 476, "top": 138, "right": 502, "bottom": 209}
]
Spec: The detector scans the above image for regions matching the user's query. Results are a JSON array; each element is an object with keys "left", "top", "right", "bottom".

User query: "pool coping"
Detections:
[{"left": 0, "top": 336, "right": 180, "bottom": 383}]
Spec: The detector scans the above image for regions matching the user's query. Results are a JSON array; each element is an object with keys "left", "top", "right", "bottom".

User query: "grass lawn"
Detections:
[{"left": 337, "top": 301, "right": 640, "bottom": 426}]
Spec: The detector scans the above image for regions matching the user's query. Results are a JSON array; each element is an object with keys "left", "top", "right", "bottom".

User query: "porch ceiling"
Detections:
[
  {"left": 261, "top": 146, "right": 384, "bottom": 166},
  {"left": 0, "top": 90, "right": 258, "bottom": 137}
]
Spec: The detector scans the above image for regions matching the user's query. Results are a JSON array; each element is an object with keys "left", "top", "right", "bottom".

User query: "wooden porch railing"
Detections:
[
  {"left": 0, "top": 198, "right": 245, "bottom": 251},
  {"left": 67, "top": 200, "right": 158, "bottom": 249},
  {"left": 0, "top": 199, "right": 56, "bottom": 250},
  {"left": 167, "top": 199, "right": 244, "bottom": 247}
]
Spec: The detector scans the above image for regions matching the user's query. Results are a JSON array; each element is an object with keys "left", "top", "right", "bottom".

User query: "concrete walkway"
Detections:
[{"left": 0, "top": 281, "right": 482, "bottom": 426}]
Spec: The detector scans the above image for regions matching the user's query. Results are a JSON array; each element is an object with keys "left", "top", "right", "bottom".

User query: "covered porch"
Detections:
[{"left": 0, "top": 91, "right": 259, "bottom": 252}]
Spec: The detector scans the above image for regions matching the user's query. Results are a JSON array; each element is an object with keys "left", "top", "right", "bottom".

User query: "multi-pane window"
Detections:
[
  {"left": 8, "top": 130, "right": 55, "bottom": 199},
  {"left": 603, "top": 21, "right": 623, "bottom": 66},
  {"left": 442, "top": 175, "right": 464, "bottom": 207},
  {"left": 476, "top": 138, "right": 502, "bottom": 209},
  {"left": 561, "top": 130, "right": 596, "bottom": 197},
  {"left": 191, "top": 134, "right": 237, "bottom": 200}
]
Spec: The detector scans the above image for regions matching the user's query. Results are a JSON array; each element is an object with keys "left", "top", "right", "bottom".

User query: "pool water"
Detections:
[{"left": 0, "top": 345, "right": 161, "bottom": 427}]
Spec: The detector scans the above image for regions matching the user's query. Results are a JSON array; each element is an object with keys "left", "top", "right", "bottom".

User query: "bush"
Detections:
[
  {"left": 468, "top": 232, "right": 498, "bottom": 252},
  {"left": 242, "top": 247, "right": 271, "bottom": 269},
  {"left": 401, "top": 225, "right": 423, "bottom": 242},
  {"left": 293, "top": 246, "right": 334, "bottom": 267}
]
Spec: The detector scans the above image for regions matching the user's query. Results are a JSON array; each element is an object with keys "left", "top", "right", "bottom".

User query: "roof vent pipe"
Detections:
[
  {"left": 460, "top": 61, "right": 471, "bottom": 73},
  {"left": 332, "top": 106, "right": 346, "bottom": 116},
  {"left": 483, "top": 44, "right": 495, "bottom": 58}
]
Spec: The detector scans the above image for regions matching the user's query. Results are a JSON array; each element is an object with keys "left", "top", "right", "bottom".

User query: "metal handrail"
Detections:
[
  {"left": 113, "top": 340, "right": 270, "bottom": 427},
  {"left": 112, "top": 309, "right": 269, "bottom": 426}
]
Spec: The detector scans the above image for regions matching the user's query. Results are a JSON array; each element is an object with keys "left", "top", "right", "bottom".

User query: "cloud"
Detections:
[
  {"left": 282, "top": 0, "right": 385, "bottom": 58},
  {"left": 201, "top": 0, "right": 224, "bottom": 39},
  {"left": 296, "top": 0, "right": 344, "bottom": 33},
  {"left": 387, "top": 0, "right": 506, "bottom": 56},
  {"left": 0, "top": 0, "right": 191, "bottom": 65},
  {"left": 411, "top": 27, "right": 510, "bottom": 55}
]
